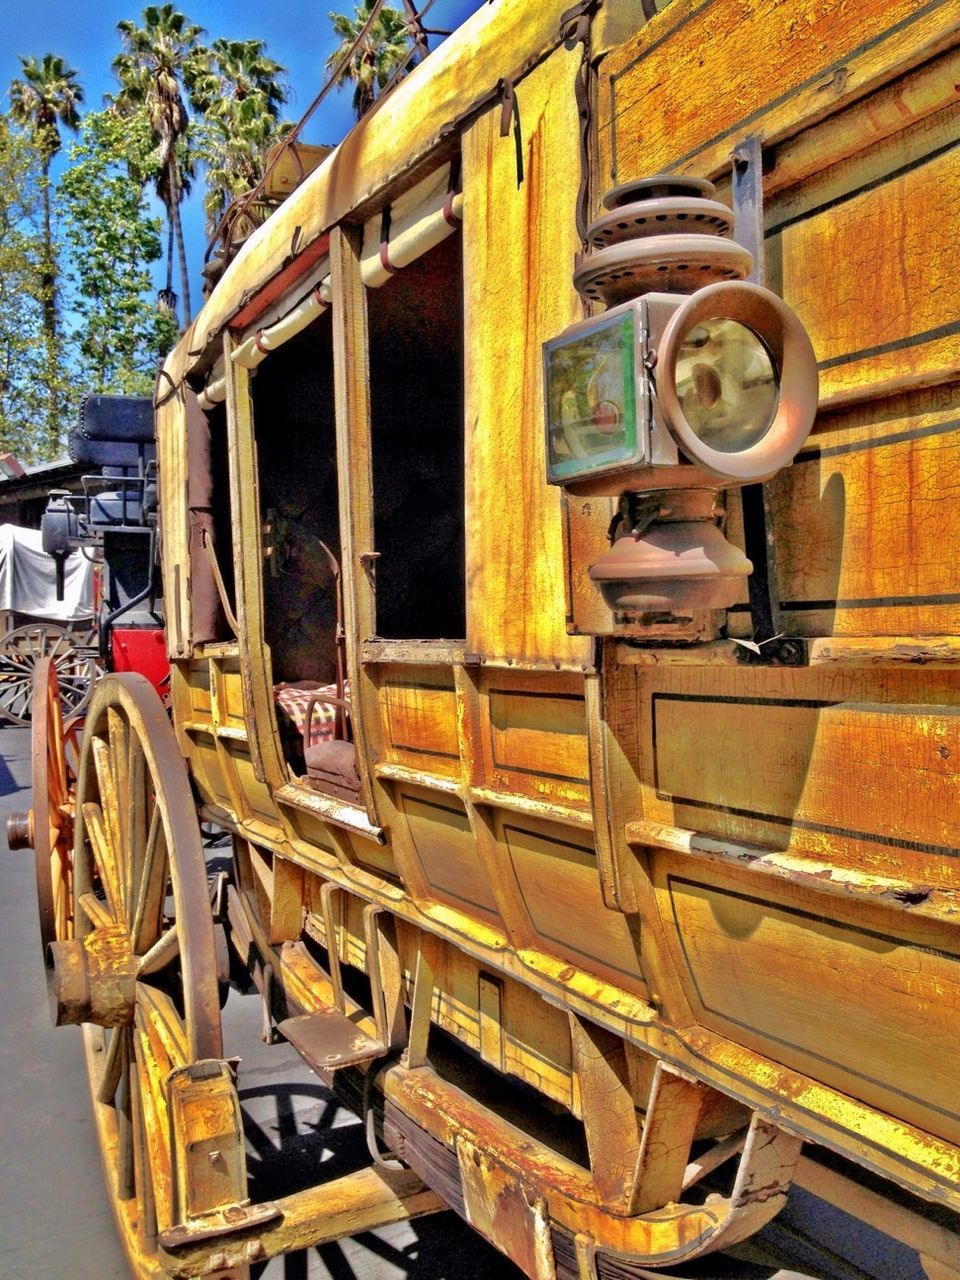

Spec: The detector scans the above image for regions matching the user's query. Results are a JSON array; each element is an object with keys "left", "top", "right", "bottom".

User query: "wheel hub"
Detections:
[{"left": 47, "top": 926, "right": 138, "bottom": 1027}]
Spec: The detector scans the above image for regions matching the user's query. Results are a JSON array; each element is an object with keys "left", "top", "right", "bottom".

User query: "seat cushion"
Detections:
[
  {"left": 274, "top": 680, "right": 348, "bottom": 748},
  {"left": 303, "top": 739, "right": 361, "bottom": 804}
]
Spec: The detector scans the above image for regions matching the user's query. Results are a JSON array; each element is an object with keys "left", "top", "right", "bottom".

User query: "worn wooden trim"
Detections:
[
  {"left": 274, "top": 781, "right": 385, "bottom": 843},
  {"left": 362, "top": 639, "right": 465, "bottom": 666},
  {"left": 329, "top": 225, "right": 385, "bottom": 826},
  {"left": 222, "top": 332, "right": 288, "bottom": 794},
  {"left": 586, "top": 671, "right": 637, "bottom": 913},
  {"left": 468, "top": 785, "right": 593, "bottom": 831},
  {"left": 602, "top": 0, "right": 960, "bottom": 184},
  {"left": 158, "top": 1167, "right": 443, "bottom": 1277},
  {"left": 375, "top": 761, "right": 462, "bottom": 796},
  {"left": 626, "top": 818, "right": 960, "bottom": 927},
  {"left": 764, "top": 42, "right": 960, "bottom": 199},
  {"left": 615, "top": 635, "right": 960, "bottom": 667}
]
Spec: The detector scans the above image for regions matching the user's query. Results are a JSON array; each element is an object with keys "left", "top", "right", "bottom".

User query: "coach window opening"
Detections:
[
  {"left": 364, "top": 161, "right": 466, "bottom": 642},
  {"left": 234, "top": 281, "right": 355, "bottom": 791},
  {"left": 185, "top": 389, "right": 236, "bottom": 648}
]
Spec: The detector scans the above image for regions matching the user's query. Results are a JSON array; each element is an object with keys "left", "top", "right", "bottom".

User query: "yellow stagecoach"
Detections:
[{"left": 13, "top": 0, "right": 960, "bottom": 1275}]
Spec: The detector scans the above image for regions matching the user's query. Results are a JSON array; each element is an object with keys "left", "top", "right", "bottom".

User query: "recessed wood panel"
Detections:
[
  {"left": 479, "top": 673, "right": 590, "bottom": 807},
  {"left": 217, "top": 662, "right": 246, "bottom": 731},
  {"left": 638, "top": 666, "right": 960, "bottom": 885},
  {"left": 599, "top": 0, "right": 958, "bottom": 184},
  {"left": 761, "top": 390, "right": 960, "bottom": 636},
  {"left": 346, "top": 830, "right": 401, "bottom": 883},
  {"left": 499, "top": 817, "right": 646, "bottom": 995},
  {"left": 380, "top": 668, "right": 460, "bottom": 776},
  {"left": 664, "top": 870, "right": 960, "bottom": 1145},
  {"left": 222, "top": 741, "right": 283, "bottom": 835},
  {"left": 185, "top": 730, "right": 232, "bottom": 814},
  {"left": 775, "top": 133, "right": 960, "bottom": 402},
  {"left": 186, "top": 661, "right": 212, "bottom": 718},
  {"left": 400, "top": 789, "right": 501, "bottom": 923}
]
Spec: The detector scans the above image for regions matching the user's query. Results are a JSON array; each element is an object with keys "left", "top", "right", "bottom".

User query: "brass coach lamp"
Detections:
[{"left": 543, "top": 175, "right": 818, "bottom": 616}]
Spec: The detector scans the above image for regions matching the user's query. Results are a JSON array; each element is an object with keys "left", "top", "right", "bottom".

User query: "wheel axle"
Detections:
[{"left": 6, "top": 809, "right": 34, "bottom": 850}]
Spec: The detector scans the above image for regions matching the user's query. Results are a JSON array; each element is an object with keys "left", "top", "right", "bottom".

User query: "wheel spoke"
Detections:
[
  {"left": 127, "top": 734, "right": 147, "bottom": 920},
  {"left": 81, "top": 802, "right": 123, "bottom": 920},
  {"left": 130, "top": 1056, "right": 157, "bottom": 1250},
  {"left": 117, "top": 1031, "right": 136, "bottom": 1201},
  {"left": 107, "top": 708, "right": 131, "bottom": 909},
  {"left": 97, "top": 1025, "right": 127, "bottom": 1106},
  {"left": 92, "top": 736, "right": 127, "bottom": 923},
  {"left": 136, "top": 921, "right": 179, "bottom": 976},
  {"left": 78, "top": 890, "right": 113, "bottom": 930},
  {"left": 136, "top": 984, "right": 190, "bottom": 1075},
  {"left": 53, "top": 851, "right": 72, "bottom": 939},
  {"left": 132, "top": 1024, "right": 174, "bottom": 1232},
  {"left": 131, "top": 803, "right": 167, "bottom": 955}
]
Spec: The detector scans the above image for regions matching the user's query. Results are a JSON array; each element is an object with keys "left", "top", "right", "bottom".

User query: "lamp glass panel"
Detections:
[
  {"left": 674, "top": 318, "right": 778, "bottom": 452},
  {"left": 544, "top": 311, "right": 637, "bottom": 481}
]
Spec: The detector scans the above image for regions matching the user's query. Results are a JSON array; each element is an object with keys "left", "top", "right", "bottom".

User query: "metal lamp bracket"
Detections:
[{"left": 730, "top": 136, "right": 803, "bottom": 664}]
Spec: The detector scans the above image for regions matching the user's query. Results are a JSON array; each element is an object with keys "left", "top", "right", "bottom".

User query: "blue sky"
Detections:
[{"left": 0, "top": 0, "right": 480, "bottom": 314}]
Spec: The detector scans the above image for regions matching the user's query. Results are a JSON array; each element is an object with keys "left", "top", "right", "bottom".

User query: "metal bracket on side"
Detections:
[
  {"left": 731, "top": 135, "right": 801, "bottom": 664},
  {"left": 732, "top": 134, "right": 766, "bottom": 286}
]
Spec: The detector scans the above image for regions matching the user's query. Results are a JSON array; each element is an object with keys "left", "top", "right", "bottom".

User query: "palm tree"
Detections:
[
  {"left": 189, "top": 38, "right": 289, "bottom": 229},
  {"left": 112, "top": 4, "right": 205, "bottom": 328},
  {"left": 9, "top": 53, "right": 83, "bottom": 447},
  {"left": 326, "top": 1, "right": 416, "bottom": 120}
]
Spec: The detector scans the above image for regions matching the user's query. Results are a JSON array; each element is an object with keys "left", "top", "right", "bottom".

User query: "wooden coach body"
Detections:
[{"left": 144, "top": 0, "right": 960, "bottom": 1273}]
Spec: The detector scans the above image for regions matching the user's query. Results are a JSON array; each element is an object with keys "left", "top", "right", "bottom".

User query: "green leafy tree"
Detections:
[
  {"left": 8, "top": 54, "right": 84, "bottom": 453},
  {"left": 60, "top": 109, "right": 179, "bottom": 396},
  {"left": 188, "top": 37, "right": 289, "bottom": 231},
  {"left": 112, "top": 4, "right": 205, "bottom": 329},
  {"left": 326, "top": 1, "right": 415, "bottom": 120},
  {"left": 0, "top": 114, "right": 51, "bottom": 462}
]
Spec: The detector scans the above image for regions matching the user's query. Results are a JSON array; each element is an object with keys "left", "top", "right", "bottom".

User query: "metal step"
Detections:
[{"left": 278, "top": 1008, "right": 387, "bottom": 1071}]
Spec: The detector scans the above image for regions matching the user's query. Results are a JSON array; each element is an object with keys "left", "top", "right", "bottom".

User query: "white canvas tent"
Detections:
[{"left": 0, "top": 523, "right": 94, "bottom": 623}]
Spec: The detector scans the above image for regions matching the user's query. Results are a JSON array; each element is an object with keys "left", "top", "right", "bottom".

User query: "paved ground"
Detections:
[{"left": 0, "top": 717, "right": 882, "bottom": 1280}]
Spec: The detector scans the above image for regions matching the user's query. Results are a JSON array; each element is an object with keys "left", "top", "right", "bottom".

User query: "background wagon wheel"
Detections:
[
  {"left": 32, "top": 656, "right": 80, "bottom": 952},
  {"left": 72, "top": 673, "right": 223, "bottom": 1278},
  {"left": 0, "top": 622, "right": 97, "bottom": 725}
]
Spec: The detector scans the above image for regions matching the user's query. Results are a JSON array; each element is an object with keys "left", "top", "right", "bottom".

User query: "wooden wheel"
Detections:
[
  {"left": 0, "top": 622, "right": 97, "bottom": 725},
  {"left": 32, "top": 657, "right": 81, "bottom": 950},
  {"left": 67, "top": 674, "right": 222, "bottom": 1278}
]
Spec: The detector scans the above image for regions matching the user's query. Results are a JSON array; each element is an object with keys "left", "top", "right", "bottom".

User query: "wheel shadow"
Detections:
[
  {"left": 239, "top": 1079, "right": 524, "bottom": 1280},
  {"left": 0, "top": 745, "right": 24, "bottom": 797}
]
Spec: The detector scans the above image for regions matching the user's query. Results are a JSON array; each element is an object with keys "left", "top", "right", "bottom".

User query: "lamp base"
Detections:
[{"left": 588, "top": 489, "right": 751, "bottom": 614}]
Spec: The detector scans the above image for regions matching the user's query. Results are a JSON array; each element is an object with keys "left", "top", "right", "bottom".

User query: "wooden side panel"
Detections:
[
  {"left": 222, "top": 741, "right": 284, "bottom": 838},
  {"left": 659, "top": 862, "right": 960, "bottom": 1146},
  {"left": 379, "top": 667, "right": 460, "bottom": 778},
  {"left": 428, "top": 943, "right": 577, "bottom": 1112},
  {"left": 156, "top": 391, "right": 190, "bottom": 658},
  {"left": 399, "top": 788, "right": 501, "bottom": 923},
  {"left": 478, "top": 671, "right": 591, "bottom": 808},
  {"left": 217, "top": 662, "right": 246, "bottom": 734},
  {"left": 633, "top": 664, "right": 960, "bottom": 887},
  {"left": 772, "top": 121, "right": 960, "bottom": 404},
  {"left": 185, "top": 730, "right": 233, "bottom": 816},
  {"left": 496, "top": 813, "right": 647, "bottom": 996},
  {"left": 461, "top": 45, "right": 592, "bottom": 667},
  {"left": 747, "top": 385, "right": 960, "bottom": 636},
  {"left": 181, "top": 660, "right": 213, "bottom": 723},
  {"left": 599, "top": 0, "right": 960, "bottom": 185}
]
